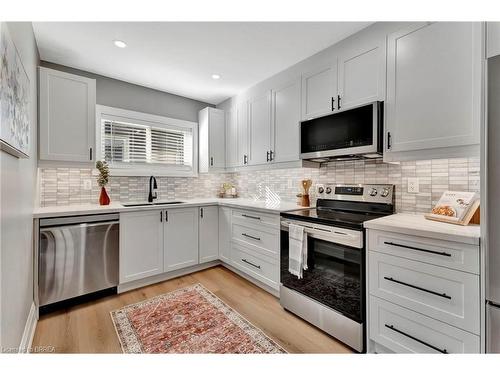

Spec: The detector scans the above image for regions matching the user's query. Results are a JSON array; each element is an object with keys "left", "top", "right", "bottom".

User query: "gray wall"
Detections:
[
  {"left": 40, "top": 61, "right": 211, "bottom": 123},
  {"left": 0, "top": 22, "right": 39, "bottom": 350}
]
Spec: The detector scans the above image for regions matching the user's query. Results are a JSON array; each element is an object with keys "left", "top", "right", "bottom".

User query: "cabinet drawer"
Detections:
[
  {"left": 370, "top": 296, "right": 480, "bottom": 353},
  {"left": 232, "top": 223, "right": 279, "bottom": 257},
  {"left": 231, "top": 244, "right": 279, "bottom": 290},
  {"left": 232, "top": 209, "right": 280, "bottom": 230},
  {"left": 368, "top": 229, "right": 479, "bottom": 274},
  {"left": 369, "top": 251, "right": 480, "bottom": 334}
]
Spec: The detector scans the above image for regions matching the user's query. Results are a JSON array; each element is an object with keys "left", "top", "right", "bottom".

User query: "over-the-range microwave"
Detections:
[{"left": 300, "top": 101, "right": 383, "bottom": 162}]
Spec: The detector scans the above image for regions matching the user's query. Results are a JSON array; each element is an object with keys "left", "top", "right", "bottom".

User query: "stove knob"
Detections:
[
  {"left": 381, "top": 188, "right": 390, "bottom": 197},
  {"left": 369, "top": 188, "right": 378, "bottom": 196},
  {"left": 318, "top": 186, "right": 324, "bottom": 194},
  {"left": 325, "top": 187, "right": 332, "bottom": 194}
]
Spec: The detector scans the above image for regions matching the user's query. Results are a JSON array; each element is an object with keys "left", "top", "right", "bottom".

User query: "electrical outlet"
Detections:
[
  {"left": 407, "top": 177, "right": 419, "bottom": 193},
  {"left": 83, "top": 179, "right": 92, "bottom": 190}
]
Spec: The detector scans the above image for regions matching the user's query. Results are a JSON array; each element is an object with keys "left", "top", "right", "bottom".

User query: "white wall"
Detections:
[{"left": 0, "top": 22, "right": 39, "bottom": 350}]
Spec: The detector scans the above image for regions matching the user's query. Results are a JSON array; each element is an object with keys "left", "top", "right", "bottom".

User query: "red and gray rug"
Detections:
[{"left": 110, "top": 283, "right": 286, "bottom": 353}]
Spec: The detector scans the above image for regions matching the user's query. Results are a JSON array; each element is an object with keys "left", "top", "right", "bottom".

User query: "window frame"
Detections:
[{"left": 96, "top": 105, "right": 198, "bottom": 177}]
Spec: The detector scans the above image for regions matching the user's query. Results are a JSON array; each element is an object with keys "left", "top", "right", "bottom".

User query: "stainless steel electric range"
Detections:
[{"left": 280, "top": 184, "right": 395, "bottom": 352}]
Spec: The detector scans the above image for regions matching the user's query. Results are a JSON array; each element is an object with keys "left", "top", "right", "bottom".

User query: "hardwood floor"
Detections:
[{"left": 32, "top": 266, "right": 353, "bottom": 353}]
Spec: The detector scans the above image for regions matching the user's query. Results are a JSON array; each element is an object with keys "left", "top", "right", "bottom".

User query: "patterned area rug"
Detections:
[{"left": 110, "top": 283, "right": 286, "bottom": 353}]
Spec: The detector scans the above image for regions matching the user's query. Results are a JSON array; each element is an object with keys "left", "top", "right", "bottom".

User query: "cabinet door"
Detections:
[
  {"left": 338, "top": 38, "right": 385, "bottom": 109},
  {"left": 225, "top": 106, "right": 239, "bottom": 167},
  {"left": 218, "top": 207, "right": 231, "bottom": 263},
  {"left": 386, "top": 22, "right": 482, "bottom": 153},
  {"left": 487, "top": 22, "right": 500, "bottom": 58},
  {"left": 209, "top": 108, "right": 226, "bottom": 169},
  {"left": 301, "top": 62, "right": 338, "bottom": 120},
  {"left": 199, "top": 206, "right": 219, "bottom": 263},
  {"left": 248, "top": 91, "right": 272, "bottom": 165},
  {"left": 271, "top": 79, "right": 301, "bottom": 163},
  {"left": 39, "top": 67, "right": 96, "bottom": 162},
  {"left": 119, "top": 210, "right": 164, "bottom": 283},
  {"left": 164, "top": 207, "right": 199, "bottom": 272},
  {"left": 237, "top": 101, "right": 249, "bottom": 166}
]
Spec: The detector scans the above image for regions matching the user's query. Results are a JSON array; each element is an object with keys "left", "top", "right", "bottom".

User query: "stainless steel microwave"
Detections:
[{"left": 300, "top": 101, "right": 383, "bottom": 161}]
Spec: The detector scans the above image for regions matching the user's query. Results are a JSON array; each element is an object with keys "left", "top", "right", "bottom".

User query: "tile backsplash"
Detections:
[{"left": 39, "top": 157, "right": 479, "bottom": 214}]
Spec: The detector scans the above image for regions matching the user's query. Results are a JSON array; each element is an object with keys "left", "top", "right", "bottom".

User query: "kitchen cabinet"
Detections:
[
  {"left": 164, "top": 207, "right": 199, "bottom": 272},
  {"left": 487, "top": 22, "right": 500, "bottom": 58},
  {"left": 237, "top": 100, "right": 249, "bottom": 166},
  {"left": 271, "top": 78, "right": 301, "bottom": 163},
  {"left": 248, "top": 91, "right": 272, "bottom": 165},
  {"left": 199, "top": 206, "right": 219, "bottom": 263},
  {"left": 119, "top": 210, "right": 164, "bottom": 283},
  {"left": 225, "top": 105, "right": 239, "bottom": 168},
  {"left": 385, "top": 22, "right": 482, "bottom": 160},
  {"left": 199, "top": 107, "right": 226, "bottom": 172},
  {"left": 218, "top": 206, "right": 232, "bottom": 263},
  {"left": 367, "top": 228, "right": 481, "bottom": 353},
  {"left": 301, "top": 63, "right": 338, "bottom": 120},
  {"left": 39, "top": 67, "right": 96, "bottom": 162},
  {"left": 337, "top": 38, "right": 385, "bottom": 110}
]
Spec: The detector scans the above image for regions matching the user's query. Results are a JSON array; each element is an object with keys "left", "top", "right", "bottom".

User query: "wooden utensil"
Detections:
[{"left": 301, "top": 179, "right": 312, "bottom": 195}]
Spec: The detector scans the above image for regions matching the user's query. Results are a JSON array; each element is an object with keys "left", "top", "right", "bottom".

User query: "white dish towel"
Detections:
[{"left": 288, "top": 224, "right": 308, "bottom": 279}]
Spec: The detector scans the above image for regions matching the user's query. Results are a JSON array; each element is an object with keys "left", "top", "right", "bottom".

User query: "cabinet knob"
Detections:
[
  {"left": 331, "top": 97, "right": 335, "bottom": 111},
  {"left": 337, "top": 95, "right": 341, "bottom": 109},
  {"left": 89, "top": 147, "right": 93, "bottom": 161},
  {"left": 266, "top": 151, "right": 270, "bottom": 162}
]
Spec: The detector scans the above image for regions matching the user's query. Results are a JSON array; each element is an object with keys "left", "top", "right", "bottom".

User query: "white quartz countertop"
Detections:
[
  {"left": 33, "top": 198, "right": 307, "bottom": 219},
  {"left": 363, "top": 213, "right": 480, "bottom": 245}
]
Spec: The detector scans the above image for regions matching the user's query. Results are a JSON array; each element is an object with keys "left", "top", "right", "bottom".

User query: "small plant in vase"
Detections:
[{"left": 96, "top": 160, "right": 111, "bottom": 205}]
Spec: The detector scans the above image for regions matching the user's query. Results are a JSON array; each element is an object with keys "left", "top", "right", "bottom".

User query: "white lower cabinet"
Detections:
[
  {"left": 218, "top": 207, "right": 232, "bottom": 263},
  {"left": 229, "top": 208, "right": 280, "bottom": 291},
  {"left": 199, "top": 206, "right": 219, "bottom": 263},
  {"left": 367, "top": 228, "right": 481, "bottom": 353},
  {"left": 119, "top": 205, "right": 280, "bottom": 294},
  {"left": 164, "top": 207, "right": 199, "bottom": 272},
  {"left": 370, "top": 296, "right": 480, "bottom": 353},
  {"left": 120, "top": 210, "right": 164, "bottom": 283}
]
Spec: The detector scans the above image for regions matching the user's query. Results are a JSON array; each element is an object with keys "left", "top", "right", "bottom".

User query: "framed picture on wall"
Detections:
[{"left": 0, "top": 22, "right": 30, "bottom": 158}]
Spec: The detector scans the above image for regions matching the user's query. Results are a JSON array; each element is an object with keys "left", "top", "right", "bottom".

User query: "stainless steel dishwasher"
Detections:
[{"left": 38, "top": 213, "right": 119, "bottom": 310}]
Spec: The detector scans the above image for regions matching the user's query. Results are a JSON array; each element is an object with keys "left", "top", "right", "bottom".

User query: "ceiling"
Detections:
[{"left": 33, "top": 22, "right": 372, "bottom": 105}]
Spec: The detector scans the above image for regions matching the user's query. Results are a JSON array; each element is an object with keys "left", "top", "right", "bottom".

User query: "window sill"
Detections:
[{"left": 108, "top": 167, "right": 198, "bottom": 178}]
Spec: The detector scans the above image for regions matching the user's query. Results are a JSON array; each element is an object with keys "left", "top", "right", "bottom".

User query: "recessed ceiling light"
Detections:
[
  {"left": 113, "top": 40, "right": 127, "bottom": 48},
  {"left": 211, "top": 74, "right": 221, "bottom": 80}
]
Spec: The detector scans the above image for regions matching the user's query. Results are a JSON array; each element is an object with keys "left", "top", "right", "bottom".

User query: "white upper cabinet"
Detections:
[
  {"left": 337, "top": 37, "right": 386, "bottom": 110},
  {"left": 271, "top": 78, "right": 301, "bottom": 163},
  {"left": 248, "top": 91, "right": 272, "bottom": 165},
  {"left": 301, "top": 62, "right": 338, "bottom": 120},
  {"left": 487, "top": 22, "right": 500, "bottom": 58},
  {"left": 199, "top": 107, "right": 225, "bottom": 172},
  {"left": 120, "top": 210, "right": 164, "bottom": 283},
  {"left": 225, "top": 105, "right": 239, "bottom": 168},
  {"left": 385, "top": 22, "right": 482, "bottom": 158},
  {"left": 199, "top": 206, "right": 219, "bottom": 263},
  {"left": 237, "top": 100, "right": 249, "bottom": 166},
  {"left": 39, "top": 67, "right": 96, "bottom": 162},
  {"left": 163, "top": 207, "right": 199, "bottom": 272}
]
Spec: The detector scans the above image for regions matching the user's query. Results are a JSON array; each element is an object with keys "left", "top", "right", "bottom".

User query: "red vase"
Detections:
[{"left": 99, "top": 187, "right": 110, "bottom": 206}]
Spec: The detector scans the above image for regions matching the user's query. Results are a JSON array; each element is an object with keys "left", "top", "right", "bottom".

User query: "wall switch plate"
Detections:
[
  {"left": 407, "top": 177, "right": 419, "bottom": 193},
  {"left": 83, "top": 179, "right": 92, "bottom": 190}
]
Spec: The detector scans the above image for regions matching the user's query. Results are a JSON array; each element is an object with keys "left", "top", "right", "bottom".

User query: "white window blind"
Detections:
[{"left": 97, "top": 106, "right": 197, "bottom": 176}]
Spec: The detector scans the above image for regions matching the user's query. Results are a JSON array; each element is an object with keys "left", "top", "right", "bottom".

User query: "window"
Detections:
[{"left": 96, "top": 105, "right": 198, "bottom": 176}]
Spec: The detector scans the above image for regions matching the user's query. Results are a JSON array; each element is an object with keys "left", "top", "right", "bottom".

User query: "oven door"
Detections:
[{"left": 280, "top": 223, "right": 364, "bottom": 323}]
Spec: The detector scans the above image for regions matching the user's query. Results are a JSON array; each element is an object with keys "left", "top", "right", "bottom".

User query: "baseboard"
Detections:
[
  {"left": 19, "top": 302, "right": 37, "bottom": 354},
  {"left": 118, "top": 261, "right": 221, "bottom": 293}
]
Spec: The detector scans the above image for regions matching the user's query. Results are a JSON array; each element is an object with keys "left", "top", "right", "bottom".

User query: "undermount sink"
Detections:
[{"left": 122, "top": 201, "right": 185, "bottom": 207}]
